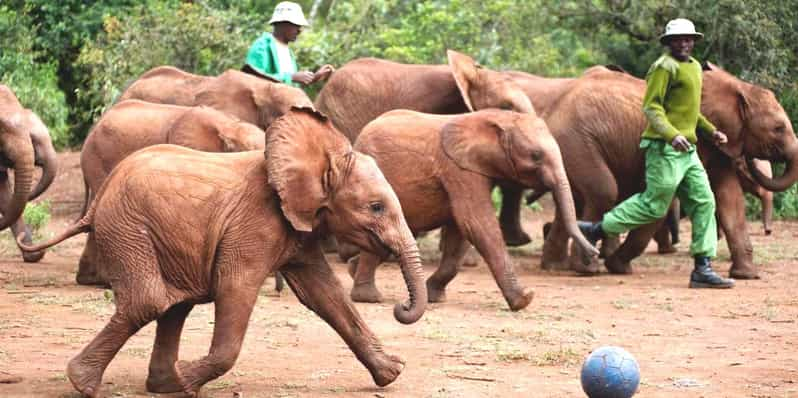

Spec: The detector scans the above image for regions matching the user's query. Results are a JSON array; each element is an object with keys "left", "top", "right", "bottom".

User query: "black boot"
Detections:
[
  {"left": 577, "top": 221, "right": 605, "bottom": 246},
  {"left": 689, "top": 257, "right": 735, "bottom": 289}
]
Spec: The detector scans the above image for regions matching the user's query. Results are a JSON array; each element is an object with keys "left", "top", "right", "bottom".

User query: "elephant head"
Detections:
[
  {"left": 197, "top": 70, "right": 314, "bottom": 131},
  {"left": 702, "top": 64, "right": 798, "bottom": 191},
  {"left": 265, "top": 107, "right": 426, "bottom": 324},
  {"left": 440, "top": 110, "right": 599, "bottom": 257},
  {"left": 448, "top": 50, "right": 536, "bottom": 115},
  {"left": 0, "top": 114, "right": 35, "bottom": 231}
]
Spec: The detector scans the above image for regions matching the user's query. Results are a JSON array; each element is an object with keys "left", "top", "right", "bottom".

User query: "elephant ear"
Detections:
[
  {"left": 440, "top": 112, "right": 516, "bottom": 179},
  {"left": 265, "top": 106, "right": 352, "bottom": 232},
  {"left": 448, "top": 50, "right": 481, "bottom": 112}
]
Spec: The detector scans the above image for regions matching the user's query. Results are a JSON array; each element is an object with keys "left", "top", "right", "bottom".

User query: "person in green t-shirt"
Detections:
[
  {"left": 242, "top": 1, "right": 334, "bottom": 87},
  {"left": 578, "top": 18, "right": 735, "bottom": 289}
]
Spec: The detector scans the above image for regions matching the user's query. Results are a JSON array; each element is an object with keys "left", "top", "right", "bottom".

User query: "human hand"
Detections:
[
  {"left": 291, "top": 71, "right": 315, "bottom": 85},
  {"left": 671, "top": 135, "right": 691, "bottom": 152},
  {"left": 712, "top": 130, "right": 728, "bottom": 145},
  {"left": 312, "top": 64, "right": 335, "bottom": 82}
]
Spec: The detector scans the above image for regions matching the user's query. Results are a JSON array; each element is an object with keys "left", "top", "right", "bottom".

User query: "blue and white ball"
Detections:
[{"left": 580, "top": 346, "right": 640, "bottom": 398}]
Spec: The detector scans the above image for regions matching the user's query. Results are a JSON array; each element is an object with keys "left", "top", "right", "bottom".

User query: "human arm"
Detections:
[{"left": 311, "top": 64, "right": 335, "bottom": 83}]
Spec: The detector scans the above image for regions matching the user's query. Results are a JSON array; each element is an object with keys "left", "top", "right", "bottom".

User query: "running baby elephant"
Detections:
[
  {"left": 349, "top": 109, "right": 598, "bottom": 311},
  {"left": 76, "top": 99, "right": 266, "bottom": 286},
  {"left": 19, "top": 108, "right": 427, "bottom": 397}
]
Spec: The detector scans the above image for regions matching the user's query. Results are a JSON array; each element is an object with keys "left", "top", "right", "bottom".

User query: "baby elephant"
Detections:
[
  {"left": 20, "top": 108, "right": 426, "bottom": 397},
  {"left": 350, "top": 109, "right": 598, "bottom": 311},
  {"left": 77, "top": 99, "right": 265, "bottom": 286}
]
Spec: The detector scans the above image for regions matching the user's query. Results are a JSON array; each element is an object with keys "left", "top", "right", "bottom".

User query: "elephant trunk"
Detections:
[
  {"left": 761, "top": 191, "right": 773, "bottom": 235},
  {"left": 548, "top": 168, "right": 599, "bottom": 257},
  {"left": 0, "top": 136, "right": 35, "bottom": 231},
  {"left": 747, "top": 144, "right": 798, "bottom": 192},
  {"left": 29, "top": 138, "right": 57, "bottom": 201},
  {"left": 389, "top": 228, "right": 427, "bottom": 325}
]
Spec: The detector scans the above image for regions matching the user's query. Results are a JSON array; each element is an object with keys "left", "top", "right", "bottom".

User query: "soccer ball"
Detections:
[{"left": 580, "top": 346, "right": 640, "bottom": 398}]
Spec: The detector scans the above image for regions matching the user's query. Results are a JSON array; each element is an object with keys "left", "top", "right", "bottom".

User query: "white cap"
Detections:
[
  {"left": 659, "top": 18, "right": 703, "bottom": 44},
  {"left": 269, "top": 1, "right": 309, "bottom": 27}
]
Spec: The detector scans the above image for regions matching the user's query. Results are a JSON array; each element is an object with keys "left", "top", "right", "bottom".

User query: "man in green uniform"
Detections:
[
  {"left": 242, "top": 1, "right": 333, "bottom": 87},
  {"left": 578, "top": 18, "right": 735, "bottom": 288}
]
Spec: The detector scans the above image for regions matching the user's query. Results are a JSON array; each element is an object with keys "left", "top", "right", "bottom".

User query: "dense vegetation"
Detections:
[{"left": 2, "top": 0, "right": 797, "bottom": 217}]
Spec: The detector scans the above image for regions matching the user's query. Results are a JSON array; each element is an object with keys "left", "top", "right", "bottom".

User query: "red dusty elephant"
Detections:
[
  {"left": 19, "top": 108, "right": 426, "bottom": 397},
  {"left": 520, "top": 64, "right": 796, "bottom": 279},
  {"left": 0, "top": 84, "right": 58, "bottom": 262},
  {"left": 118, "top": 66, "right": 313, "bottom": 130},
  {"left": 315, "top": 50, "right": 537, "bottom": 245}
]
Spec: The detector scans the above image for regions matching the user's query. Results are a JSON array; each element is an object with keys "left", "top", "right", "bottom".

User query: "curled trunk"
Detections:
[
  {"left": 29, "top": 143, "right": 57, "bottom": 201},
  {"left": 747, "top": 147, "right": 798, "bottom": 192},
  {"left": 390, "top": 231, "right": 427, "bottom": 324}
]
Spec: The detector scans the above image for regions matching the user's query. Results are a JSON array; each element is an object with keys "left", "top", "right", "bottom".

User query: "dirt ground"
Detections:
[{"left": 1, "top": 151, "right": 797, "bottom": 398}]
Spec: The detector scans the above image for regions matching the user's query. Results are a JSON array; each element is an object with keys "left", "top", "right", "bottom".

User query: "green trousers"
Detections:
[{"left": 602, "top": 139, "right": 717, "bottom": 258}]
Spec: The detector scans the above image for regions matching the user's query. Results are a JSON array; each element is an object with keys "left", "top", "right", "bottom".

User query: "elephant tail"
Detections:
[
  {"left": 76, "top": 177, "right": 90, "bottom": 223},
  {"left": 16, "top": 218, "right": 91, "bottom": 253}
]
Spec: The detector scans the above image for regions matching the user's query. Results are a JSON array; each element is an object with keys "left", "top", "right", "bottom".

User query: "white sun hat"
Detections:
[
  {"left": 268, "top": 1, "right": 309, "bottom": 27},
  {"left": 659, "top": 18, "right": 703, "bottom": 44}
]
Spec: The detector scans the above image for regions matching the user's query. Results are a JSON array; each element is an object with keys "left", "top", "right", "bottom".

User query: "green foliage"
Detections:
[
  {"left": 72, "top": 1, "right": 263, "bottom": 143},
  {"left": 0, "top": 6, "right": 70, "bottom": 148},
  {"left": 23, "top": 200, "right": 51, "bottom": 233}
]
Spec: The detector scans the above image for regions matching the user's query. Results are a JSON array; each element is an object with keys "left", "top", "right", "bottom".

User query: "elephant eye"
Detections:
[
  {"left": 530, "top": 150, "right": 543, "bottom": 162},
  {"left": 774, "top": 125, "right": 786, "bottom": 134},
  {"left": 369, "top": 202, "right": 385, "bottom": 214}
]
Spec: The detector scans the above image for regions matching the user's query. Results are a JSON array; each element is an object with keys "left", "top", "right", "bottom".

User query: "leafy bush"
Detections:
[
  {"left": 23, "top": 200, "right": 51, "bottom": 234},
  {"left": 73, "top": 1, "right": 264, "bottom": 142},
  {"left": 0, "top": 6, "right": 70, "bottom": 148}
]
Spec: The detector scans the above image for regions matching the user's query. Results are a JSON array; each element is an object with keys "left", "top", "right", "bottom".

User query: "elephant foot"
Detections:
[
  {"left": 657, "top": 245, "right": 678, "bottom": 254},
  {"left": 570, "top": 256, "right": 601, "bottom": 275},
  {"left": 605, "top": 256, "right": 633, "bottom": 274},
  {"left": 501, "top": 227, "right": 531, "bottom": 247},
  {"left": 351, "top": 283, "right": 383, "bottom": 303},
  {"left": 599, "top": 237, "right": 621, "bottom": 259},
  {"left": 75, "top": 270, "right": 108, "bottom": 287},
  {"left": 368, "top": 353, "right": 405, "bottom": 387},
  {"left": 541, "top": 257, "right": 570, "bottom": 271},
  {"left": 146, "top": 364, "right": 184, "bottom": 393},
  {"left": 505, "top": 288, "right": 534, "bottom": 311},
  {"left": 730, "top": 266, "right": 760, "bottom": 280},
  {"left": 22, "top": 250, "right": 45, "bottom": 263},
  {"left": 67, "top": 356, "right": 102, "bottom": 398},
  {"left": 426, "top": 281, "right": 447, "bottom": 303}
]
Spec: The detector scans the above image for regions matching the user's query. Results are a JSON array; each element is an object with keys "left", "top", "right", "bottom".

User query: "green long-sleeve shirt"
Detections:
[
  {"left": 641, "top": 54, "right": 716, "bottom": 144},
  {"left": 245, "top": 32, "right": 299, "bottom": 86}
]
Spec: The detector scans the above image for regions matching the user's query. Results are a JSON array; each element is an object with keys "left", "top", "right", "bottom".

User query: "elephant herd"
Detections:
[{"left": 0, "top": 49, "right": 795, "bottom": 397}]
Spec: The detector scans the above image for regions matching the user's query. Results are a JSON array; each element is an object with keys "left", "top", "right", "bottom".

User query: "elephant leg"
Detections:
[
  {"left": 350, "top": 251, "right": 384, "bottom": 303},
  {"left": 337, "top": 240, "right": 360, "bottom": 263},
  {"left": 274, "top": 271, "right": 285, "bottom": 292},
  {"left": 440, "top": 225, "right": 479, "bottom": 268},
  {"left": 541, "top": 214, "right": 570, "bottom": 270},
  {"left": 426, "top": 224, "right": 470, "bottom": 303},
  {"left": 146, "top": 302, "right": 194, "bottom": 393},
  {"left": 498, "top": 183, "right": 531, "bottom": 246},
  {"left": 76, "top": 233, "right": 108, "bottom": 287},
  {"left": 10, "top": 219, "right": 45, "bottom": 263},
  {"left": 711, "top": 166, "right": 757, "bottom": 279},
  {"left": 176, "top": 286, "right": 259, "bottom": 395},
  {"left": 448, "top": 179, "right": 533, "bottom": 311},
  {"left": 653, "top": 224, "right": 677, "bottom": 254},
  {"left": 604, "top": 220, "right": 664, "bottom": 274},
  {"left": 67, "top": 309, "right": 147, "bottom": 398},
  {"left": 281, "top": 247, "right": 404, "bottom": 387}
]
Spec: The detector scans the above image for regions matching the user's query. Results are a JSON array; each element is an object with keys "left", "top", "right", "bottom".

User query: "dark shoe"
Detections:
[
  {"left": 577, "top": 221, "right": 605, "bottom": 245},
  {"left": 689, "top": 257, "right": 735, "bottom": 288}
]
